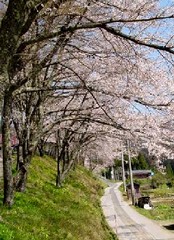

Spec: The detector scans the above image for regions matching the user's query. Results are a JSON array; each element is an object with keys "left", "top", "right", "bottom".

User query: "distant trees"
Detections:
[
  {"left": 150, "top": 171, "right": 166, "bottom": 189},
  {"left": 166, "top": 162, "right": 174, "bottom": 177},
  {"left": 122, "top": 152, "right": 149, "bottom": 170},
  {"left": 136, "top": 153, "right": 149, "bottom": 170}
]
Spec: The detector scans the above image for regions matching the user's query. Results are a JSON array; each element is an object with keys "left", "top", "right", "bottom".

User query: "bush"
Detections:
[{"left": 150, "top": 172, "right": 166, "bottom": 189}]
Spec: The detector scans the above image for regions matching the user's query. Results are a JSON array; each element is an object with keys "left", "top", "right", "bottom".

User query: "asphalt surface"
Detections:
[{"left": 101, "top": 181, "right": 174, "bottom": 240}]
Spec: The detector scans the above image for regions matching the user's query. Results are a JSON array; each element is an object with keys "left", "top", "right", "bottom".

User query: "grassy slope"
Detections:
[
  {"left": 0, "top": 156, "right": 117, "bottom": 240},
  {"left": 120, "top": 178, "right": 174, "bottom": 221},
  {"left": 137, "top": 179, "right": 174, "bottom": 221},
  {"left": 134, "top": 187, "right": 174, "bottom": 221}
]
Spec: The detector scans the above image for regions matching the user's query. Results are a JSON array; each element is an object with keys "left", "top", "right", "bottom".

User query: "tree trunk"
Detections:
[
  {"left": 38, "top": 139, "right": 44, "bottom": 157},
  {"left": 61, "top": 159, "right": 74, "bottom": 183},
  {"left": 2, "top": 93, "right": 14, "bottom": 206},
  {"left": 15, "top": 162, "right": 28, "bottom": 192},
  {"left": 56, "top": 156, "right": 61, "bottom": 188},
  {"left": 15, "top": 149, "right": 32, "bottom": 192},
  {"left": 56, "top": 130, "right": 61, "bottom": 187},
  {"left": 16, "top": 145, "right": 23, "bottom": 171}
]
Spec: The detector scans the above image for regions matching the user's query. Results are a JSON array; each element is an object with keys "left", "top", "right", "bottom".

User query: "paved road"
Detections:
[{"left": 101, "top": 181, "right": 174, "bottom": 240}]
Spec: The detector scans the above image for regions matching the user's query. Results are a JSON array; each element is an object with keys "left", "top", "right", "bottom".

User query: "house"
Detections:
[{"left": 126, "top": 170, "right": 152, "bottom": 179}]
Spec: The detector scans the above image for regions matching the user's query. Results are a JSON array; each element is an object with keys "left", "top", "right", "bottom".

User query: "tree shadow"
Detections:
[{"left": 163, "top": 224, "right": 174, "bottom": 231}]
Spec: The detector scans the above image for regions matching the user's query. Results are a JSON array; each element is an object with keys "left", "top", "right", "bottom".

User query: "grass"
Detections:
[
  {"left": 135, "top": 201, "right": 174, "bottom": 221},
  {"left": 0, "top": 155, "right": 117, "bottom": 240},
  {"left": 130, "top": 178, "right": 174, "bottom": 221}
]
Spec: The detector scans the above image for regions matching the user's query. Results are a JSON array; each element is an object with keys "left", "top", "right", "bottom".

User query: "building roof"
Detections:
[{"left": 126, "top": 170, "right": 151, "bottom": 175}]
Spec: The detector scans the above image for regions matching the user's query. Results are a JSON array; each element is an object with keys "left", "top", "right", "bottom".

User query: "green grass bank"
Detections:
[
  {"left": 135, "top": 186, "right": 174, "bottom": 221},
  {"left": 0, "top": 156, "right": 117, "bottom": 240},
  {"left": 120, "top": 178, "right": 174, "bottom": 222}
]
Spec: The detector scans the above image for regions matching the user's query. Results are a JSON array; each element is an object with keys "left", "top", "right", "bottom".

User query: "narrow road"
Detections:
[{"left": 101, "top": 181, "right": 174, "bottom": 240}]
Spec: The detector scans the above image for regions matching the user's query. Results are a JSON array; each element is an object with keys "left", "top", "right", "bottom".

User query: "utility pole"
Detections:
[
  {"left": 127, "top": 139, "right": 135, "bottom": 205},
  {"left": 121, "top": 149, "right": 126, "bottom": 192}
]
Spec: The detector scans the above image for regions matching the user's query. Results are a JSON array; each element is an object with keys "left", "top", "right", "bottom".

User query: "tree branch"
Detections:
[
  {"left": 101, "top": 24, "right": 174, "bottom": 54},
  {"left": 18, "top": 14, "right": 174, "bottom": 52}
]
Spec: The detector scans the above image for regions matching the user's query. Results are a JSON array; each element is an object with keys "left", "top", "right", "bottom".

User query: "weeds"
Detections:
[{"left": 0, "top": 156, "right": 117, "bottom": 240}]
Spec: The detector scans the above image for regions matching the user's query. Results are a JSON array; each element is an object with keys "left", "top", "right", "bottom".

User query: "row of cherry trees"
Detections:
[{"left": 0, "top": 0, "right": 174, "bottom": 206}]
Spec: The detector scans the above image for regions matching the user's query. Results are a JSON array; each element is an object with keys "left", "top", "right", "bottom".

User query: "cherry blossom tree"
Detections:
[{"left": 1, "top": 0, "right": 174, "bottom": 206}]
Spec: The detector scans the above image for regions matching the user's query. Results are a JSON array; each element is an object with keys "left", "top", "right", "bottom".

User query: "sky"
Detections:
[{"left": 160, "top": 0, "right": 174, "bottom": 7}]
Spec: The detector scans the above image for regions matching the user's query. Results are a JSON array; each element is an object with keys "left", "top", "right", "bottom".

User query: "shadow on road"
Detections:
[{"left": 163, "top": 224, "right": 174, "bottom": 231}]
